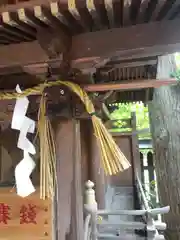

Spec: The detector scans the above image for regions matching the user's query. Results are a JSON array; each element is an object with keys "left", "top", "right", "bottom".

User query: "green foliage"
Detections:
[
  {"left": 108, "top": 53, "right": 180, "bottom": 139},
  {"left": 109, "top": 102, "right": 150, "bottom": 139},
  {"left": 171, "top": 53, "right": 180, "bottom": 80},
  {"left": 170, "top": 69, "right": 180, "bottom": 80},
  {"left": 175, "top": 52, "right": 180, "bottom": 68}
]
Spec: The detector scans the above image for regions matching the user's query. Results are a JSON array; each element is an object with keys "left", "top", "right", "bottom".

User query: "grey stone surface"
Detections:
[{"left": 103, "top": 186, "right": 135, "bottom": 236}]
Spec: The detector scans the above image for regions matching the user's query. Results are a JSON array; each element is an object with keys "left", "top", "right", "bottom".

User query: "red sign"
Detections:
[
  {"left": 0, "top": 203, "right": 11, "bottom": 224},
  {"left": 20, "top": 204, "right": 37, "bottom": 224},
  {"left": 0, "top": 203, "right": 37, "bottom": 224}
]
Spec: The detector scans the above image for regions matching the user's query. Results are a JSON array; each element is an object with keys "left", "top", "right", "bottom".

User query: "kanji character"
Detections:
[
  {"left": 0, "top": 203, "right": 11, "bottom": 224},
  {"left": 20, "top": 204, "right": 37, "bottom": 224}
]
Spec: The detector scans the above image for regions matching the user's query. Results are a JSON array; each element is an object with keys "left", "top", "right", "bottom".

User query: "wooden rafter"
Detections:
[
  {"left": 0, "top": 0, "right": 179, "bottom": 35},
  {"left": 123, "top": 0, "right": 131, "bottom": 26},
  {"left": 2, "top": 11, "right": 36, "bottom": 40},
  {"left": 104, "top": 0, "right": 114, "bottom": 28},
  {"left": 137, "top": 0, "right": 151, "bottom": 23},
  {"left": 150, "top": 0, "right": 167, "bottom": 21},
  {"left": 163, "top": 0, "right": 180, "bottom": 20}
]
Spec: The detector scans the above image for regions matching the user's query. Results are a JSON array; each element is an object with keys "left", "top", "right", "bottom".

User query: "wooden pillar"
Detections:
[
  {"left": 131, "top": 111, "right": 142, "bottom": 210},
  {"left": 72, "top": 120, "right": 84, "bottom": 240},
  {"left": 80, "top": 120, "right": 91, "bottom": 185},
  {"left": 0, "top": 125, "right": 1, "bottom": 181},
  {"left": 55, "top": 119, "right": 83, "bottom": 240},
  {"left": 131, "top": 112, "right": 141, "bottom": 180},
  {"left": 90, "top": 123, "right": 106, "bottom": 209}
]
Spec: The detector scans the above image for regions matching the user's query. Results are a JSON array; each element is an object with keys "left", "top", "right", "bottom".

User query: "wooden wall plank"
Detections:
[
  {"left": 110, "top": 135, "right": 133, "bottom": 187},
  {"left": 0, "top": 187, "right": 52, "bottom": 240},
  {"left": 90, "top": 122, "right": 106, "bottom": 209}
]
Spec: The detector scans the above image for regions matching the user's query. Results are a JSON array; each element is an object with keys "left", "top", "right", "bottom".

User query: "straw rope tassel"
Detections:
[
  {"left": 60, "top": 81, "right": 131, "bottom": 175},
  {"left": 2, "top": 79, "right": 130, "bottom": 177},
  {"left": 38, "top": 95, "right": 56, "bottom": 200}
]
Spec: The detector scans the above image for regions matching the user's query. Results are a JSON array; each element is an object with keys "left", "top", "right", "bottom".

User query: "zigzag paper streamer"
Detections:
[{"left": 11, "top": 85, "right": 36, "bottom": 197}]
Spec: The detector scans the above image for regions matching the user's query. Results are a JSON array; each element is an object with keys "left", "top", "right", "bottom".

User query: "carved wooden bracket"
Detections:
[{"left": 36, "top": 11, "right": 72, "bottom": 77}]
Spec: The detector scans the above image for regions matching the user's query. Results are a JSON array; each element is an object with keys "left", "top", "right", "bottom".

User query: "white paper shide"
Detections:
[{"left": 11, "top": 85, "right": 36, "bottom": 197}]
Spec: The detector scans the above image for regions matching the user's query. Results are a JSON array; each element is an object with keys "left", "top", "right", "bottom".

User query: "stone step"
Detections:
[
  {"left": 114, "top": 186, "right": 134, "bottom": 196},
  {"left": 97, "top": 233, "right": 145, "bottom": 239},
  {"left": 105, "top": 186, "right": 134, "bottom": 210},
  {"left": 97, "top": 233, "right": 164, "bottom": 240},
  {"left": 105, "top": 186, "right": 134, "bottom": 224}
]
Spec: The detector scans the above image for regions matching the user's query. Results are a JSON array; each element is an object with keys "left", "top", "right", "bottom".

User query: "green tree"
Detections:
[
  {"left": 110, "top": 102, "right": 150, "bottom": 139},
  {"left": 149, "top": 54, "right": 180, "bottom": 240}
]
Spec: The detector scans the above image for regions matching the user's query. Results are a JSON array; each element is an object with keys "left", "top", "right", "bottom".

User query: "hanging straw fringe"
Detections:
[
  {"left": 38, "top": 95, "right": 56, "bottom": 200},
  {"left": 59, "top": 81, "right": 131, "bottom": 175},
  {"left": 2, "top": 79, "right": 130, "bottom": 178}
]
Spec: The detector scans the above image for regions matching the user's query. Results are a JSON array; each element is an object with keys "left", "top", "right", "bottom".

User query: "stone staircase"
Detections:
[
  {"left": 105, "top": 186, "right": 134, "bottom": 222},
  {"left": 103, "top": 186, "right": 136, "bottom": 237},
  {"left": 84, "top": 180, "right": 169, "bottom": 240}
]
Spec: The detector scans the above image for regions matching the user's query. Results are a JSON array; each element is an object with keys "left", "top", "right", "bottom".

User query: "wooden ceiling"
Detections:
[
  {"left": 0, "top": 0, "right": 180, "bottom": 45},
  {"left": 0, "top": 0, "right": 178, "bottom": 101}
]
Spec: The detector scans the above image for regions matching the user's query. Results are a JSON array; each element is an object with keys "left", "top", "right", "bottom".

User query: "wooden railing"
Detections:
[
  {"left": 136, "top": 174, "right": 150, "bottom": 211},
  {"left": 84, "top": 180, "right": 170, "bottom": 240}
]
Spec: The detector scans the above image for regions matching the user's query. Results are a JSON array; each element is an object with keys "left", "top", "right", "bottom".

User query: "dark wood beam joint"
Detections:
[
  {"left": 37, "top": 27, "right": 71, "bottom": 55},
  {"left": 36, "top": 15, "right": 72, "bottom": 77}
]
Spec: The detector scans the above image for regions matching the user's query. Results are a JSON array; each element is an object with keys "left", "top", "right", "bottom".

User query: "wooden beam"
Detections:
[
  {"left": 0, "top": 56, "right": 157, "bottom": 76},
  {"left": 72, "top": 119, "right": 84, "bottom": 240},
  {"left": 0, "top": 41, "right": 48, "bottom": 66},
  {"left": 55, "top": 120, "right": 76, "bottom": 240},
  {"left": 1, "top": 19, "right": 180, "bottom": 69},
  {"left": 0, "top": 78, "right": 176, "bottom": 97},
  {"left": 83, "top": 79, "right": 177, "bottom": 92},
  {"left": 71, "top": 19, "right": 180, "bottom": 68}
]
